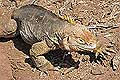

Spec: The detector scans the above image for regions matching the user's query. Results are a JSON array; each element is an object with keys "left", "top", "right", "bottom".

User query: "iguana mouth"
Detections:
[
  {"left": 84, "top": 43, "right": 96, "bottom": 52},
  {"left": 85, "top": 44, "right": 96, "bottom": 49},
  {"left": 74, "top": 39, "right": 97, "bottom": 51},
  {"left": 73, "top": 43, "right": 96, "bottom": 52},
  {"left": 63, "top": 41, "right": 97, "bottom": 52}
]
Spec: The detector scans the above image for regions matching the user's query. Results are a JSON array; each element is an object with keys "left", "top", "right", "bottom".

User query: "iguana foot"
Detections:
[
  {"left": 30, "top": 55, "right": 59, "bottom": 76},
  {"left": 93, "top": 43, "right": 116, "bottom": 64}
]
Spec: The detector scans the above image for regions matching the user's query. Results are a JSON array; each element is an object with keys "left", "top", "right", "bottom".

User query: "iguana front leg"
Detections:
[
  {"left": 30, "top": 40, "right": 58, "bottom": 75},
  {"left": 30, "top": 40, "right": 51, "bottom": 56}
]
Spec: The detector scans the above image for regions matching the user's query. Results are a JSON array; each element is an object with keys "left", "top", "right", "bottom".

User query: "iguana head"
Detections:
[{"left": 62, "top": 24, "right": 97, "bottom": 52}]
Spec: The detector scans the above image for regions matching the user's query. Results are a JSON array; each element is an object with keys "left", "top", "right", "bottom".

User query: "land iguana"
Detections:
[{"left": 1, "top": 4, "right": 115, "bottom": 74}]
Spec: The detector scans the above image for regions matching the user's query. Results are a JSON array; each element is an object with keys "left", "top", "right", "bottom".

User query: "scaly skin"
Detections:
[
  {"left": 4, "top": 4, "right": 113, "bottom": 74},
  {"left": 11, "top": 4, "right": 97, "bottom": 51}
]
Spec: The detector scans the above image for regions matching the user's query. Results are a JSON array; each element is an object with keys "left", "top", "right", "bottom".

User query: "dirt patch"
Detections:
[{"left": 0, "top": 0, "right": 120, "bottom": 80}]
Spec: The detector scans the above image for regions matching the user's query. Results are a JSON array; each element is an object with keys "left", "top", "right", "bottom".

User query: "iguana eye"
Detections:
[
  {"left": 79, "top": 39, "right": 85, "bottom": 44},
  {"left": 80, "top": 39, "right": 83, "bottom": 42}
]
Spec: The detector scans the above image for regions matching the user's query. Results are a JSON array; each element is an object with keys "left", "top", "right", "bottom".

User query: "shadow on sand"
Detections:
[{"left": 0, "top": 36, "right": 80, "bottom": 69}]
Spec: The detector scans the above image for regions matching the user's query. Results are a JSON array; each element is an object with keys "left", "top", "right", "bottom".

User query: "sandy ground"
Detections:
[{"left": 0, "top": 0, "right": 120, "bottom": 80}]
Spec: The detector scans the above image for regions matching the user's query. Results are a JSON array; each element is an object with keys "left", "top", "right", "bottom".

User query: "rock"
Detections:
[
  {"left": 0, "top": 0, "right": 17, "bottom": 38},
  {"left": 91, "top": 63, "right": 107, "bottom": 75},
  {"left": 0, "top": 46, "right": 13, "bottom": 80},
  {"left": 112, "top": 52, "right": 120, "bottom": 70}
]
